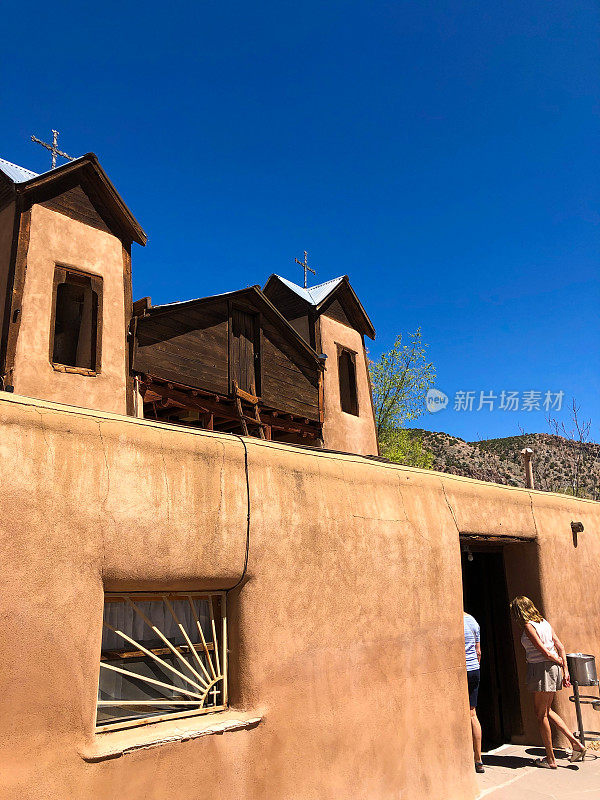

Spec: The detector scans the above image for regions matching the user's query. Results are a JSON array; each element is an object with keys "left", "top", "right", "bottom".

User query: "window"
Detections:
[
  {"left": 97, "top": 592, "right": 227, "bottom": 732},
  {"left": 51, "top": 267, "right": 102, "bottom": 372},
  {"left": 337, "top": 346, "right": 359, "bottom": 416}
]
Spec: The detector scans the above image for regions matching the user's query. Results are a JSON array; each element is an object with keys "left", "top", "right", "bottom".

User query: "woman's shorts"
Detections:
[
  {"left": 467, "top": 669, "right": 480, "bottom": 708},
  {"left": 526, "top": 661, "right": 562, "bottom": 692}
]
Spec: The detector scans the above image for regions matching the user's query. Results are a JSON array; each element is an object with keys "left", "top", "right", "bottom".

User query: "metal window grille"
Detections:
[{"left": 97, "top": 592, "right": 227, "bottom": 732}]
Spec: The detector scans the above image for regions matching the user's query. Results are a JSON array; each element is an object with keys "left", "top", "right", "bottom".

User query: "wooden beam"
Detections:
[
  {"left": 233, "top": 382, "right": 249, "bottom": 436},
  {"left": 260, "top": 411, "right": 318, "bottom": 436},
  {"left": 144, "top": 383, "right": 225, "bottom": 417},
  {"left": 227, "top": 300, "right": 233, "bottom": 393},
  {"left": 1, "top": 205, "right": 31, "bottom": 386},
  {"left": 123, "top": 243, "right": 135, "bottom": 416},
  {"left": 132, "top": 296, "right": 151, "bottom": 316},
  {"left": 142, "top": 377, "right": 322, "bottom": 438},
  {"left": 234, "top": 381, "right": 259, "bottom": 405},
  {"left": 101, "top": 641, "right": 213, "bottom": 661}
]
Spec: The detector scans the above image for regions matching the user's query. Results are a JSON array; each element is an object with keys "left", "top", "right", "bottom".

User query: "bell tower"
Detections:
[
  {"left": 263, "top": 273, "right": 379, "bottom": 456},
  {"left": 0, "top": 153, "right": 146, "bottom": 415}
]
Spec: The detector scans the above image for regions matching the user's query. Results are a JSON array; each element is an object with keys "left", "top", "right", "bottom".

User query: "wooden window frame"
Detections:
[
  {"left": 49, "top": 265, "right": 103, "bottom": 376},
  {"left": 336, "top": 343, "right": 359, "bottom": 416},
  {"left": 96, "top": 591, "right": 228, "bottom": 733}
]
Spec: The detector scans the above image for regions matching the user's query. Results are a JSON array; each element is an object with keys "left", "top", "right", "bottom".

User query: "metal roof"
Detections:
[
  {"left": 150, "top": 287, "right": 244, "bottom": 311},
  {"left": 265, "top": 272, "right": 376, "bottom": 339},
  {"left": 274, "top": 274, "right": 345, "bottom": 306},
  {"left": 0, "top": 157, "right": 39, "bottom": 184},
  {"left": 150, "top": 278, "right": 346, "bottom": 313}
]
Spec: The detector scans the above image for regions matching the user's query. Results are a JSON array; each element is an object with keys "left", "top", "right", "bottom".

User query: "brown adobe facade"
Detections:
[
  {"left": 0, "top": 393, "right": 599, "bottom": 800},
  {"left": 0, "top": 154, "right": 599, "bottom": 800}
]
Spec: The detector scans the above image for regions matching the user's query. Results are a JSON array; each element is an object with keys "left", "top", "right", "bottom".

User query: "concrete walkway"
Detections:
[{"left": 476, "top": 744, "right": 600, "bottom": 799}]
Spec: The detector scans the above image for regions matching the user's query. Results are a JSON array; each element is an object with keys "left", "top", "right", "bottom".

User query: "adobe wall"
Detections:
[
  {"left": 444, "top": 479, "right": 600, "bottom": 745},
  {"left": 0, "top": 393, "right": 599, "bottom": 800},
  {"left": 524, "top": 492, "right": 600, "bottom": 743},
  {"left": 11, "top": 204, "right": 128, "bottom": 414},
  {"left": 0, "top": 201, "right": 15, "bottom": 358},
  {"left": 319, "top": 314, "right": 379, "bottom": 455}
]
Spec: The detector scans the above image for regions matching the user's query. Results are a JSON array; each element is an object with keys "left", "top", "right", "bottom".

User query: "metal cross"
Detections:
[
  {"left": 31, "top": 129, "right": 75, "bottom": 169},
  {"left": 209, "top": 685, "right": 220, "bottom": 706},
  {"left": 295, "top": 250, "right": 316, "bottom": 289}
]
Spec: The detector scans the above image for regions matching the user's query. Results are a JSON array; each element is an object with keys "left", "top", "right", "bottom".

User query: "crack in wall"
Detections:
[
  {"left": 527, "top": 490, "right": 541, "bottom": 539},
  {"left": 441, "top": 480, "right": 461, "bottom": 535},
  {"left": 34, "top": 408, "right": 51, "bottom": 450},
  {"left": 96, "top": 420, "right": 117, "bottom": 578},
  {"left": 96, "top": 421, "right": 111, "bottom": 507}
]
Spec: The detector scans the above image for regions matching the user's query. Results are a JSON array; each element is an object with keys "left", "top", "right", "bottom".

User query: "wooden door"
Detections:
[{"left": 231, "top": 309, "right": 259, "bottom": 395}]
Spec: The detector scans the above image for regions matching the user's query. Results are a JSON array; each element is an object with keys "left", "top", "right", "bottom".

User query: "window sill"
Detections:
[
  {"left": 80, "top": 710, "right": 262, "bottom": 762},
  {"left": 51, "top": 363, "right": 98, "bottom": 376}
]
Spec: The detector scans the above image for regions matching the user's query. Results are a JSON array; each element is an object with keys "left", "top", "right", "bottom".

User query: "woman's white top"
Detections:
[{"left": 521, "top": 619, "right": 558, "bottom": 663}]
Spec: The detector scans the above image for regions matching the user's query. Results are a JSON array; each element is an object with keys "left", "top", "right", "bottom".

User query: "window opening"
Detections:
[
  {"left": 52, "top": 269, "right": 101, "bottom": 370},
  {"left": 97, "top": 592, "right": 227, "bottom": 732},
  {"left": 338, "top": 347, "right": 359, "bottom": 416}
]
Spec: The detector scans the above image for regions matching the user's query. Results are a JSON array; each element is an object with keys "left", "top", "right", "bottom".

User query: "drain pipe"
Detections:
[{"left": 520, "top": 447, "right": 534, "bottom": 489}]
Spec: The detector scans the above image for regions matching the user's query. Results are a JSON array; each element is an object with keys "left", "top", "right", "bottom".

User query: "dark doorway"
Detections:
[{"left": 461, "top": 546, "right": 522, "bottom": 750}]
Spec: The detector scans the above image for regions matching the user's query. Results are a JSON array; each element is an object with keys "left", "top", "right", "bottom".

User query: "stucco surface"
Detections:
[
  {"left": 0, "top": 201, "right": 15, "bottom": 351},
  {"left": 526, "top": 492, "right": 600, "bottom": 742},
  {"left": 12, "top": 204, "right": 128, "bottom": 414},
  {"left": 1, "top": 393, "right": 599, "bottom": 800},
  {"left": 319, "top": 315, "right": 378, "bottom": 455}
]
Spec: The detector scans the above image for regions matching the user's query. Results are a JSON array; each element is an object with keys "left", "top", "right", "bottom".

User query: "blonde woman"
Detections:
[{"left": 510, "top": 596, "right": 586, "bottom": 768}]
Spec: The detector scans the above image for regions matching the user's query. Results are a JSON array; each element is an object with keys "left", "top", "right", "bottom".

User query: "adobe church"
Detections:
[
  {"left": 0, "top": 151, "right": 599, "bottom": 800},
  {"left": 0, "top": 152, "right": 377, "bottom": 454}
]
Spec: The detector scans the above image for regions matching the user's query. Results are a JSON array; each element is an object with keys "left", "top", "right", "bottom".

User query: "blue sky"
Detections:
[{"left": 2, "top": 1, "right": 598, "bottom": 441}]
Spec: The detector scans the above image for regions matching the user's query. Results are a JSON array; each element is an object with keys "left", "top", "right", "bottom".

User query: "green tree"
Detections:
[
  {"left": 369, "top": 329, "right": 436, "bottom": 467},
  {"left": 378, "top": 428, "right": 435, "bottom": 469}
]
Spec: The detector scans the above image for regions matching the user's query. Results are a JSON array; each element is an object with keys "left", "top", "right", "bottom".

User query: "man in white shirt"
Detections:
[{"left": 464, "top": 612, "right": 484, "bottom": 773}]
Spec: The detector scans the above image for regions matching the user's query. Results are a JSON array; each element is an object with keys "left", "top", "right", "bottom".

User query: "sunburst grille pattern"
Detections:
[{"left": 97, "top": 592, "right": 227, "bottom": 731}]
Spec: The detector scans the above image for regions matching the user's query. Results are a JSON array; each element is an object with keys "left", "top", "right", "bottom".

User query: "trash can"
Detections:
[{"left": 566, "top": 653, "right": 597, "bottom": 686}]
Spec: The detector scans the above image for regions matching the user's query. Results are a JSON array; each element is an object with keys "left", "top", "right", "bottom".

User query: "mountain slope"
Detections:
[{"left": 407, "top": 429, "right": 600, "bottom": 499}]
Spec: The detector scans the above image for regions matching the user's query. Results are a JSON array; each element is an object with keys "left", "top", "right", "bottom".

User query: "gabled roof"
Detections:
[
  {"left": 263, "top": 273, "right": 376, "bottom": 339},
  {"left": 0, "top": 153, "right": 146, "bottom": 245},
  {"left": 274, "top": 274, "right": 346, "bottom": 306},
  {"left": 144, "top": 285, "right": 323, "bottom": 365}
]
